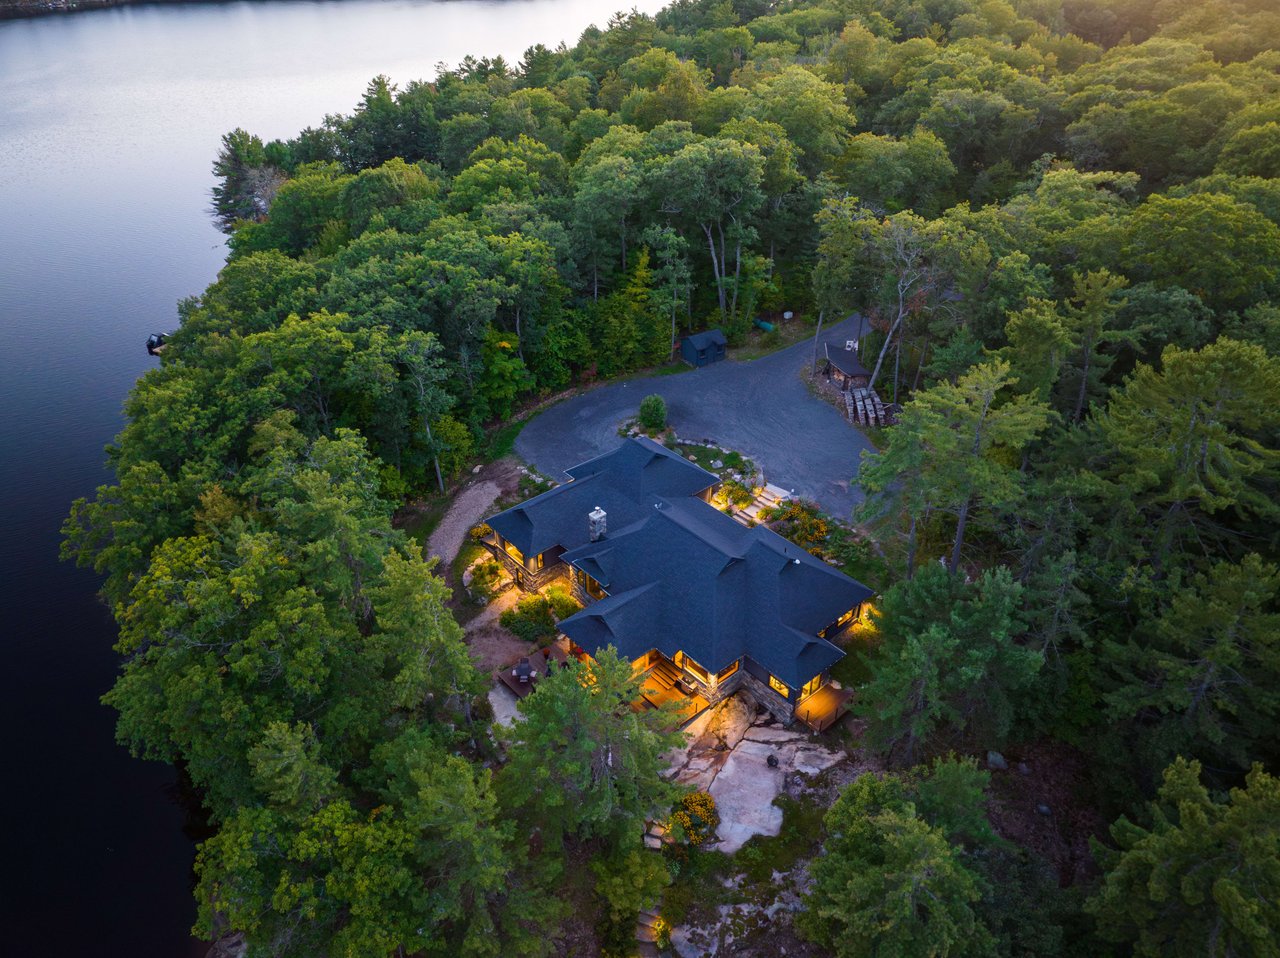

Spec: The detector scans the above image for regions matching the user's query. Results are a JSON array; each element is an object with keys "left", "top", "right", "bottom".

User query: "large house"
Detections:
[{"left": 483, "top": 438, "right": 873, "bottom": 730}]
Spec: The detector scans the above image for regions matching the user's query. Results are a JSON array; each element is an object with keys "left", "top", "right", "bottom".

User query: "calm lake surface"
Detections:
[{"left": 0, "top": 1, "right": 662, "bottom": 950}]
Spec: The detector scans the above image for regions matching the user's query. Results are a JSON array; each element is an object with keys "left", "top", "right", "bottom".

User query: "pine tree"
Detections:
[{"left": 1086, "top": 758, "right": 1280, "bottom": 958}]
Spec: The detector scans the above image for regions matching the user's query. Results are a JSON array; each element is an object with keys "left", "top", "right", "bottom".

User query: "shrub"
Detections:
[
  {"left": 500, "top": 594, "right": 558, "bottom": 643},
  {"left": 545, "top": 585, "right": 580, "bottom": 619},
  {"left": 673, "top": 791, "right": 720, "bottom": 847},
  {"left": 499, "top": 588, "right": 582, "bottom": 644},
  {"left": 766, "top": 499, "right": 829, "bottom": 552},
  {"left": 639, "top": 393, "right": 667, "bottom": 431},
  {"left": 721, "top": 478, "right": 754, "bottom": 508},
  {"left": 469, "top": 522, "right": 492, "bottom": 540},
  {"left": 469, "top": 559, "right": 501, "bottom": 601}
]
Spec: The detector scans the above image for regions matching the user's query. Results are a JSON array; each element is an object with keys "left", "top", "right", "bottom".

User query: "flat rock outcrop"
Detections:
[{"left": 665, "top": 692, "right": 845, "bottom": 853}]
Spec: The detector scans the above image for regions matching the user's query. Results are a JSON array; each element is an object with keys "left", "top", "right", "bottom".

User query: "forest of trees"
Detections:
[{"left": 65, "top": 0, "right": 1280, "bottom": 954}]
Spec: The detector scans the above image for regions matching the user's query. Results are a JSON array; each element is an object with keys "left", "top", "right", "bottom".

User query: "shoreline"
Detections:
[
  {"left": 2, "top": 0, "right": 168, "bottom": 20},
  {"left": 0, "top": 0, "right": 353, "bottom": 21}
]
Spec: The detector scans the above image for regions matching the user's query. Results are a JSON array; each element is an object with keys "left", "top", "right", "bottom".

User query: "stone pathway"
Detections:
[{"left": 666, "top": 692, "right": 846, "bottom": 854}]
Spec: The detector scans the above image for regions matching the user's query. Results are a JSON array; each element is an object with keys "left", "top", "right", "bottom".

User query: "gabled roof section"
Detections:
[
  {"left": 491, "top": 439, "right": 875, "bottom": 693},
  {"left": 565, "top": 435, "right": 718, "bottom": 500},
  {"left": 685, "top": 329, "right": 727, "bottom": 350},
  {"left": 554, "top": 485, "right": 873, "bottom": 690},
  {"left": 558, "top": 584, "right": 662, "bottom": 663},
  {"left": 486, "top": 437, "right": 717, "bottom": 559},
  {"left": 825, "top": 339, "right": 870, "bottom": 378}
]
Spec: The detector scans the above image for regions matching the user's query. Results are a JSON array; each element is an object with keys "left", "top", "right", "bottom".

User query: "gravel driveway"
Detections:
[{"left": 515, "top": 315, "right": 875, "bottom": 520}]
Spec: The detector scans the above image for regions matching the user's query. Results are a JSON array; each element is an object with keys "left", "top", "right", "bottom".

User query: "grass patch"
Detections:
[
  {"left": 667, "top": 441, "right": 757, "bottom": 485},
  {"left": 862, "top": 425, "right": 889, "bottom": 450},
  {"left": 727, "top": 319, "right": 814, "bottom": 362},
  {"left": 661, "top": 847, "right": 733, "bottom": 925},
  {"left": 646, "top": 360, "right": 689, "bottom": 376},
  {"left": 482, "top": 418, "right": 528, "bottom": 460},
  {"left": 494, "top": 471, "right": 555, "bottom": 514},
  {"left": 731, "top": 794, "right": 827, "bottom": 886},
  {"left": 399, "top": 494, "right": 452, "bottom": 549},
  {"left": 830, "top": 644, "right": 874, "bottom": 689},
  {"left": 449, "top": 540, "right": 488, "bottom": 622}
]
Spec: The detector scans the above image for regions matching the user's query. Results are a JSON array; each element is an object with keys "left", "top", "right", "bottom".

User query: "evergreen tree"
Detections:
[
  {"left": 496, "top": 647, "right": 684, "bottom": 852},
  {"left": 1086, "top": 758, "right": 1280, "bottom": 958},
  {"left": 855, "top": 564, "right": 1041, "bottom": 763},
  {"left": 800, "top": 773, "right": 993, "bottom": 958},
  {"left": 1102, "top": 554, "right": 1280, "bottom": 777}
]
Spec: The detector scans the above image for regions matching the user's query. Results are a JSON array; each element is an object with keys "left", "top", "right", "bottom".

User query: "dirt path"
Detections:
[
  {"left": 424, "top": 457, "right": 524, "bottom": 577},
  {"left": 427, "top": 480, "right": 500, "bottom": 565},
  {"left": 464, "top": 590, "right": 529, "bottom": 672}
]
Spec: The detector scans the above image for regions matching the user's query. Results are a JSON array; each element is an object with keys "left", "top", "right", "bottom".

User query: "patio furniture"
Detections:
[{"left": 515, "top": 657, "right": 535, "bottom": 684}]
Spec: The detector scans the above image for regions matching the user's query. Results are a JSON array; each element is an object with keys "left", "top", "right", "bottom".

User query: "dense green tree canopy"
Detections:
[{"left": 68, "top": 0, "right": 1280, "bottom": 951}]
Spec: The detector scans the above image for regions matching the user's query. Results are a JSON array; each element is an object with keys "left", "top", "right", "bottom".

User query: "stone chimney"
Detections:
[{"left": 588, "top": 506, "right": 607, "bottom": 542}]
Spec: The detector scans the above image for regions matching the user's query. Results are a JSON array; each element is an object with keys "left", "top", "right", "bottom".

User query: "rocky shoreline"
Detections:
[{"left": 2, "top": 0, "right": 226, "bottom": 21}]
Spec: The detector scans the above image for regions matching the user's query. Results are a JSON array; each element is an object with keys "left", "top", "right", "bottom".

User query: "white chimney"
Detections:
[{"left": 589, "top": 506, "right": 607, "bottom": 542}]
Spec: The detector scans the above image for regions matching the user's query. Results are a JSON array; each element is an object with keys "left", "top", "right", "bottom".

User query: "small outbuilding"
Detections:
[
  {"left": 681, "top": 329, "right": 728, "bottom": 367},
  {"left": 823, "top": 337, "right": 870, "bottom": 391}
]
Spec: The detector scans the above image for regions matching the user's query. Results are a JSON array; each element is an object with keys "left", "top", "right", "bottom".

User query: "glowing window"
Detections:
[
  {"left": 716, "top": 660, "right": 740, "bottom": 683},
  {"left": 575, "top": 567, "right": 606, "bottom": 600},
  {"left": 768, "top": 674, "right": 789, "bottom": 698},
  {"left": 801, "top": 674, "right": 824, "bottom": 698},
  {"left": 502, "top": 539, "right": 525, "bottom": 566},
  {"left": 675, "top": 651, "right": 710, "bottom": 684}
]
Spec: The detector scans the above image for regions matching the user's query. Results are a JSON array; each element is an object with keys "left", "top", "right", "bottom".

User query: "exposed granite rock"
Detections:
[
  {"left": 205, "top": 934, "right": 247, "bottom": 958},
  {"left": 665, "top": 691, "right": 846, "bottom": 853}
]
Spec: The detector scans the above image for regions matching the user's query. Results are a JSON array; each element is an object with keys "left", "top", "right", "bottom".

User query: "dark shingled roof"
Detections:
[
  {"left": 825, "top": 339, "right": 870, "bottom": 378},
  {"left": 487, "top": 436, "right": 717, "bottom": 559},
  {"left": 685, "top": 328, "right": 727, "bottom": 351},
  {"left": 486, "top": 438, "right": 874, "bottom": 690}
]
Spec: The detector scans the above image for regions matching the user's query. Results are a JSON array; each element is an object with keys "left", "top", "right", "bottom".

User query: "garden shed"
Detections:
[{"left": 681, "top": 329, "right": 727, "bottom": 367}]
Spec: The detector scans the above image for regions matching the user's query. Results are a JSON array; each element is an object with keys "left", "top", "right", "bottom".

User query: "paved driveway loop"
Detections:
[{"left": 516, "top": 316, "right": 875, "bottom": 520}]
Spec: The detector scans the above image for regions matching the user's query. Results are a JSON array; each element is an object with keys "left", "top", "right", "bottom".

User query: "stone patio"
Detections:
[{"left": 665, "top": 691, "right": 846, "bottom": 854}]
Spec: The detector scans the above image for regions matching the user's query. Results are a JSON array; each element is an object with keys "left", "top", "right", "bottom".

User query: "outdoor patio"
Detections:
[{"left": 634, "top": 656, "right": 710, "bottom": 725}]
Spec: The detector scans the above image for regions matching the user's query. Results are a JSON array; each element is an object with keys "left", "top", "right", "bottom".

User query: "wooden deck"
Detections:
[
  {"left": 634, "top": 659, "right": 710, "bottom": 725},
  {"left": 494, "top": 643, "right": 572, "bottom": 699},
  {"left": 795, "top": 684, "right": 854, "bottom": 733}
]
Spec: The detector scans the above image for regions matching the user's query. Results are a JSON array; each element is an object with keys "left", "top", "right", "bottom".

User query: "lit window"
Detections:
[
  {"left": 575, "top": 567, "right": 606, "bottom": 600},
  {"left": 801, "top": 674, "right": 824, "bottom": 698},
  {"left": 502, "top": 539, "right": 525, "bottom": 566},
  {"left": 675, "top": 651, "right": 710, "bottom": 684},
  {"left": 716, "top": 660, "right": 740, "bottom": 682},
  {"left": 768, "top": 674, "right": 789, "bottom": 698}
]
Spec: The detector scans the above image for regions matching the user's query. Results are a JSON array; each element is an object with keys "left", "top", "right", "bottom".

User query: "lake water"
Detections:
[{"left": 0, "top": 0, "right": 663, "bottom": 950}]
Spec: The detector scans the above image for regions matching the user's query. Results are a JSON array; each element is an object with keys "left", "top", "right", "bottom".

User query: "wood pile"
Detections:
[{"left": 847, "top": 387, "right": 892, "bottom": 427}]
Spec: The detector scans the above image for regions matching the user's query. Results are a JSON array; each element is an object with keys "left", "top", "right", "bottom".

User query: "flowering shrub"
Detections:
[
  {"left": 673, "top": 791, "right": 720, "bottom": 847},
  {"left": 766, "top": 500, "right": 829, "bottom": 552}
]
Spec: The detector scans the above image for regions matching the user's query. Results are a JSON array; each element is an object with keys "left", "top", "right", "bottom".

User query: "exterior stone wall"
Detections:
[
  {"left": 485, "top": 541, "right": 562, "bottom": 592},
  {"left": 675, "top": 667, "right": 795, "bottom": 724},
  {"left": 738, "top": 672, "right": 796, "bottom": 724}
]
